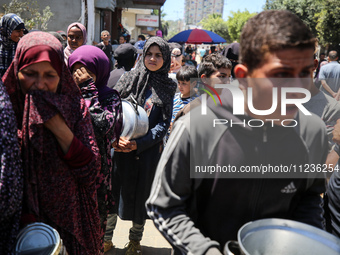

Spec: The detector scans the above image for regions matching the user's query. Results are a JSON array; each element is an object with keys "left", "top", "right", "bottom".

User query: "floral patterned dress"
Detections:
[
  {"left": 0, "top": 80, "right": 23, "bottom": 255},
  {"left": 79, "top": 78, "right": 122, "bottom": 237},
  {"left": 3, "top": 32, "right": 103, "bottom": 255}
]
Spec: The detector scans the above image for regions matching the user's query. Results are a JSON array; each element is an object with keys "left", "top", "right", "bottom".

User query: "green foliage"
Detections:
[
  {"left": 315, "top": 0, "right": 340, "bottom": 47},
  {"left": 199, "top": 13, "right": 231, "bottom": 42},
  {"left": 151, "top": 9, "right": 169, "bottom": 36},
  {"left": 264, "top": 0, "right": 319, "bottom": 39},
  {"left": 264, "top": 0, "right": 340, "bottom": 48},
  {"left": 164, "top": 19, "right": 182, "bottom": 40},
  {"left": 165, "top": 29, "right": 178, "bottom": 41},
  {"left": 152, "top": 9, "right": 166, "bottom": 18},
  {"left": 2, "top": 0, "right": 54, "bottom": 31},
  {"left": 226, "top": 10, "right": 256, "bottom": 42}
]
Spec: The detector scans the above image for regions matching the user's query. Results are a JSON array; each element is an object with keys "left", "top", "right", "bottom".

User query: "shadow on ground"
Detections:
[{"left": 105, "top": 245, "right": 172, "bottom": 255}]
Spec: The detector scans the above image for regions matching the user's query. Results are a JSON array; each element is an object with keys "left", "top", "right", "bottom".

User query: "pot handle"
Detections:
[
  {"left": 130, "top": 96, "right": 140, "bottom": 116},
  {"left": 223, "top": 240, "right": 241, "bottom": 255}
]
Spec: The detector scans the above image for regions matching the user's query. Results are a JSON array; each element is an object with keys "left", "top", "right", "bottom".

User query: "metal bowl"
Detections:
[
  {"left": 16, "top": 222, "right": 61, "bottom": 255},
  {"left": 224, "top": 218, "right": 340, "bottom": 255},
  {"left": 120, "top": 99, "right": 149, "bottom": 140}
]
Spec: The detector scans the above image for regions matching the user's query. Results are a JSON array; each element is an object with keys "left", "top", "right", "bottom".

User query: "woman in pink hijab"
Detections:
[
  {"left": 64, "top": 22, "right": 87, "bottom": 64},
  {"left": 3, "top": 31, "right": 102, "bottom": 254}
]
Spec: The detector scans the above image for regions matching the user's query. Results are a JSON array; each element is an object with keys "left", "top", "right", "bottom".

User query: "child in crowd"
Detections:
[
  {"left": 172, "top": 53, "right": 232, "bottom": 124},
  {"left": 165, "top": 66, "right": 199, "bottom": 143},
  {"left": 172, "top": 66, "right": 199, "bottom": 123}
]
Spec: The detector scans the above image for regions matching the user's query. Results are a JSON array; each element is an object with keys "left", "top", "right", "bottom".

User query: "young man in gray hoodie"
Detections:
[{"left": 146, "top": 10, "right": 328, "bottom": 255}]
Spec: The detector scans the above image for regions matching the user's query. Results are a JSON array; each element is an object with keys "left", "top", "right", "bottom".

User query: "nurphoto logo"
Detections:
[{"left": 199, "top": 81, "right": 312, "bottom": 128}]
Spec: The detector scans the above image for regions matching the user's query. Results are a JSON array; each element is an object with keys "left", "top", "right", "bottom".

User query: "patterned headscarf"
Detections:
[
  {"left": 114, "top": 36, "right": 177, "bottom": 120},
  {"left": 2, "top": 31, "right": 101, "bottom": 254},
  {"left": 68, "top": 45, "right": 117, "bottom": 102},
  {"left": 64, "top": 22, "right": 87, "bottom": 64},
  {"left": 0, "top": 13, "right": 25, "bottom": 76},
  {"left": 3, "top": 31, "right": 81, "bottom": 125}
]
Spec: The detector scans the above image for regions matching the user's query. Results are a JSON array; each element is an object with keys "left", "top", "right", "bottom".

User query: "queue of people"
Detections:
[{"left": 2, "top": 9, "right": 340, "bottom": 255}]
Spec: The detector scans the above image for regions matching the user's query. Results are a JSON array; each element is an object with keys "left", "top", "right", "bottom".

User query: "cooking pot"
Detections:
[
  {"left": 224, "top": 218, "right": 340, "bottom": 255},
  {"left": 15, "top": 222, "right": 62, "bottom": 255},
  {"left": 120, "top": 97, "right": 149, "bottom": 140}
]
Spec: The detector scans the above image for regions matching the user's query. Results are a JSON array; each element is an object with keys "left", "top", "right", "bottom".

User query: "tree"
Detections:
[
  {"left": 1, "top": 0, "right": 54, "bottom": 31},
  {"left": 162, "top": 20, "right": 170, "bottom": 37},
  {"left": 314, "top": 0, "right": 340, "bottom": 49},
  {"left": 151, "top": 9, "right": 166, "bottom": 19},
  {"left": 164, "top": 19, "right": 182, "bottom": 40},
  {"left": 264, "top": 0, "right": 319, "bottom": 40},
  {"left": 199, "top": 13, "right": 230, "bottom": 42},
  {"left": 264, "top": 0, "right": 340, "bottom": 50},
  {"left": 226, "top": 10, "right": 257, "bottom": 42},
  {"left": 152, "top": 9, "right": 169, "bottom": 37}
]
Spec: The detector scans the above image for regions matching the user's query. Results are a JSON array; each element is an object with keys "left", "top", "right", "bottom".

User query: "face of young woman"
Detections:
[
  {"left": 144, "top": 45, "right": 164, "bottom": 72},
  {"left": 18, "top": 61, "right": 60, "bottom": 94},
  {"left": 67, "top": 26, "right": 84, "bottom": 51},
  {"left": 10, "top": 29, "right": 24, "bottom": 42},
  {"left": 71, "top": 62, "right": 97, "bottom": 82}
]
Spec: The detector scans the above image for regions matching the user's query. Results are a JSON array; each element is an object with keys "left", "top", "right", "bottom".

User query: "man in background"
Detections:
[
  {"left": 119, "top": 35, "right": 127, "bottom": 45},
  {"left": 319, "top": 51, "right": 340, "bottom": 99},
  {"left": 221, "top": 42, "right": 239, "bottom": 78},
  {"left": 107, "top": 43, "right": 139, "bottom": 88},
  {"left": 96, "top": 30, "right": 113, "bottom": 70},
  {"left": 134, "top": 34, "right": 146, "bottom": 50}
]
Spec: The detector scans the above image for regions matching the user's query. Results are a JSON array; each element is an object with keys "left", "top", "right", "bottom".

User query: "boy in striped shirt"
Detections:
[{"left": 165, "top": 66, "right": 199, "bottom": 143}]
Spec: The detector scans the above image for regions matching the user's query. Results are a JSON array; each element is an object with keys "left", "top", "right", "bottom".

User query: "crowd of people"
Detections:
[{"left": 1, "top": 9, "right": 340, "bottom": 255}]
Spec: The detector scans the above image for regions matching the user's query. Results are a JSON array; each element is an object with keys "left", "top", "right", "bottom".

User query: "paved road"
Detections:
[{"left": 105, "top": 218, "right": 173, "bottom": 255}]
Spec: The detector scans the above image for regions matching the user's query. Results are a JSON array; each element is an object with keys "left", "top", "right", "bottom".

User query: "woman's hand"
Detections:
[
  {"left": 73, "top": 67, "right": 93, "bottom": 85},
  {"left": 44, "top": 113, "right": 74, "bottom": 154},
  {"left": 129, "top": 140, "right": 137, "bottom": 151},
  {"left": 112, "top": 137, "right": 137, "bottom": 153}
]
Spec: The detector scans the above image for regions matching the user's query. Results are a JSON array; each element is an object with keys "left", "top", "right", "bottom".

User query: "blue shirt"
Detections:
[
  {"left": 319, "top": 61, "right": 340, "bottom": 96},
  {"left": 171, "top": 92, "right": 198, "bottom": 123}
]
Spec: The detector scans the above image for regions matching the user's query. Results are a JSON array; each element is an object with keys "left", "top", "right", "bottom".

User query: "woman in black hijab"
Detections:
[{"left": 108, "top": 37, "right": 176, "bottom": 254}]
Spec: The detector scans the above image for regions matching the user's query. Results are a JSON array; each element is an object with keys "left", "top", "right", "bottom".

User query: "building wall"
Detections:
[
  {"left": 94, "top": 9, "right": 102, "bottom": 44},
  {"left": 0, "top": 1, "right": 160, "bottom": 43},
  {"left": 0, "top": 0, "right": 116, "bottom": 43},
  {"left": 121, "top": 8, "right": 152, "bottom": 41},
  {"left": 121, "top": 11, "right": 137, "bottom": 40},
  {"left": 29, "top": 0, "right": 82, "bottom": 32},
  {"left": 185, "top": 0, "right": 224, "bottom": 27}
]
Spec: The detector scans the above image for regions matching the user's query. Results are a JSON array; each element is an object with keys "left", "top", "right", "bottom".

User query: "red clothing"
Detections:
[
  {"left": 59, "top": 136, "right": 94, "bottom": 168},
  {"left": 3, "top": 32, "right": 103, "bottom": 254}
]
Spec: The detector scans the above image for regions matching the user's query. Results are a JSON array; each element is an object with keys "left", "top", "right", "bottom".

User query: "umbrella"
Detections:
[{"left": 168, "top": 28, "right": 226, "bottom": 44}]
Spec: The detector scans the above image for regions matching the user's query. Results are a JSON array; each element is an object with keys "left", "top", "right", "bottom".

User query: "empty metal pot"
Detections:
[
  {"left": 224, "top": 218, "right": 340, "bottom": 255},
  {"left": 120, "top": 98, "right": 149, "bottom": 140},
  {"left": 15, "top": 222, "right": 62, "bottom": 255}
]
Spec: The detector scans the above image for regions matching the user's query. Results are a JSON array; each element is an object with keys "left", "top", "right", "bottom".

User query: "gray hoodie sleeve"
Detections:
[{"left": 146, "top": 119, "right": 220, "bottom": 255}]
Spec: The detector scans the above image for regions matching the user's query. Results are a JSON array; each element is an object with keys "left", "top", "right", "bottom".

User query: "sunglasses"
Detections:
[{"left": 171, "top": 53, "right": 182, "bottom": 57}]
